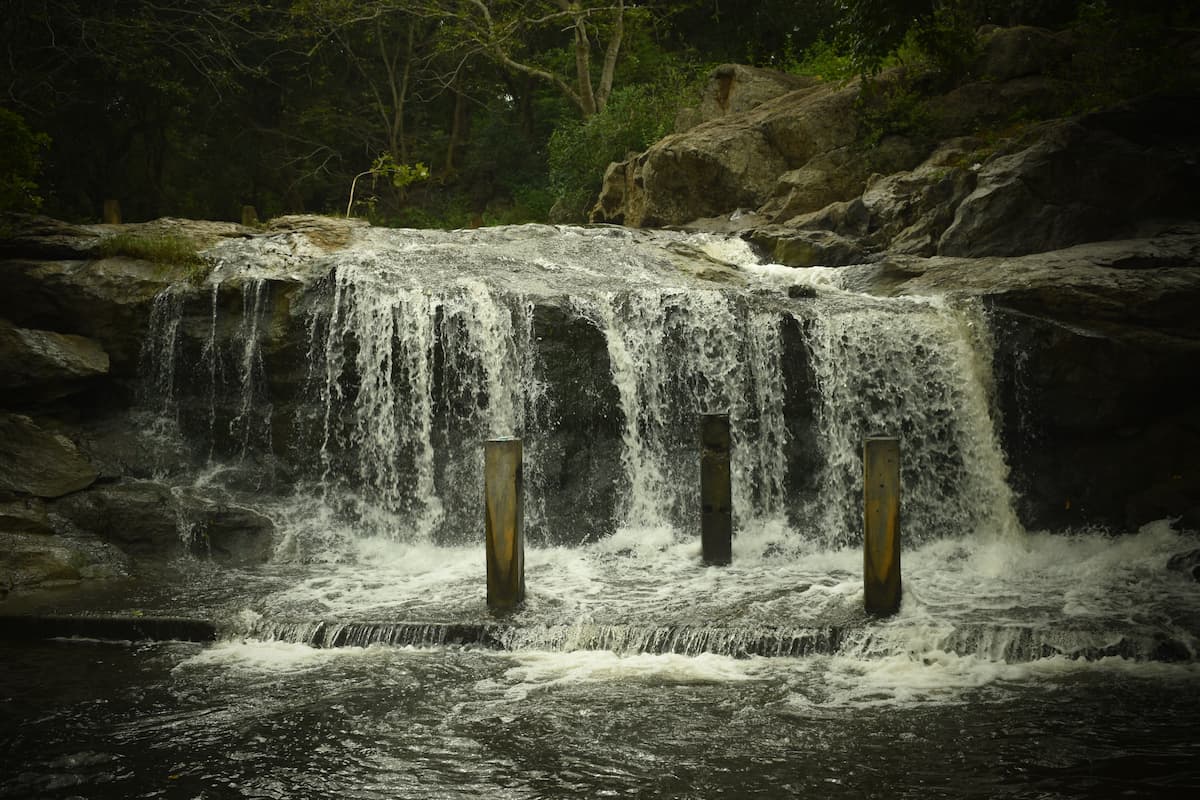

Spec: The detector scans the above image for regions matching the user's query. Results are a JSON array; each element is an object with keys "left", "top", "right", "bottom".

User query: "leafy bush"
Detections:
[
  {"left": 548, "top": 71, "right": 698, "bottom": 222},
  {"left": 850, "top": 3, "right": 980, "bottom": 148},
  {"left": 1065, "top": 0, "right": 1197, "bottom": 110},
  {"left": 0, "top": 108, "right": 50, "bottom": 213},
  {"left": 855, "top": 76, "right": 935, "bottom": 148},
  {"left": 786, "top": 38, "right": 857, "bottom": 82}
]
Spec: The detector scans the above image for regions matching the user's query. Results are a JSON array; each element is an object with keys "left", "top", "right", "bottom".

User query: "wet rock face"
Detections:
[
  {"left": 0, "top": 215, "right": 293, "bottom": 592},
  {"left": 0, "top": 318, "right": 109, "bottom": 402},
  {"left": 525, "top": 304, "right": 623, "bottom": 542},
  {"left": 0, "top": 414, "right": 98, "bottom": 498},
  {"left": 593, "top": 76, "right": 863, "bottom": 228},
  {"left": 51, "top": 480, "right": 277, "bottom": 564},
  {"left": 52, "top": 481, "right": 184, "bottom": 558},
  {"left": 989, "top": 306, "right": 1200, "bottom": 531},
  {"left": 938, "top": 111, "right": 1200, "bottom": 258}
]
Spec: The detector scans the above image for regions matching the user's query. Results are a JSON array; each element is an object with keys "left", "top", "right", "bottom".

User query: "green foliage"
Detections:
[
  {"left": 548, "top": 70, "right": 698, "bottom": 222},
  {"left": 837, "top": 0, "right": 936, "bottom": 74},
  {"left": 347, "top": 154, "right": 430, "bottom": 217},
  {"left": 855, "top": 77, "right": 934, "bottom": 148},
  {"left": 1064, "top": 1, "right": 1198, "bottom": 110},
  {"left": 850, "top": 3, "right": 980, "bottom": 149},
  {"left": 6, "top": 0, "right": 1195, "bottom": 230},
  {"left": 904, "top": 3, "right": 980, "bottom": 78},
  {"left": 0, "top": 108, "right": 50, "bottom": 213},
  {"left": 98, "top": 233, "right": 207, "bottom": 280},
  {"left": 786, "top": 38, "right": 857, "bottom": 81}
]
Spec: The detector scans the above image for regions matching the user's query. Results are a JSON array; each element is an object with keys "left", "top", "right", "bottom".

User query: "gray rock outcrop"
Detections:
[
  {"left": 593, "top": 29, "right": 1200, "bottom": 265},
  {"left": 0, "top": 318, "right": 109, "bottom": 402},
  {"left": 0, "top": 414, "right": 98, "bottom": 498}
]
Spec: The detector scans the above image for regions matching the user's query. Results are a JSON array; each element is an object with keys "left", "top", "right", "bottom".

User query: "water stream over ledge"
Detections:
[{"left": 4, "top": 223, "right": 1199, "bottom": 798}]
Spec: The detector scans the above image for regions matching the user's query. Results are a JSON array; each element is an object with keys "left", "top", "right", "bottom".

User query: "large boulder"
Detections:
[
  {"left": 974, "top": 25, "right": 1073, "bottom": 82},
  {"left": 0, "top": 532, "right": 88, "bottom": 590},
  {"left": 593, "top": 78, "right": 863, "bottom": 227},
  {"left": 0, "top": 498, "right": 55, "bottom": 535},
  {"left": 0, "top": 318, "right": 109, "bottom": 402},
  {"left": 0, "top": 257, "right": 173, "bottom": 376},
  {"left": 758, "top": 136, "right": 927, "bottom": 223},
  {"left": 938, "top": 102, "right": 1200, "bottom": 257},
  {"left": 51, "top": 481, "right": 183, "bottom": 557},
  {"left": 177, "top": 488, "right": 276, "bottom": 564},
  {"left": 774, "top": 137, "right": 982, "bottom": 260},
  {"left": 0, "top": 414, "right": 98, "bottom": 498},
  {"left": 0, "top": 215, "right": 103, "bottom": 260},
  {"left": 51, "top": 480, "right": 277, "bottom": 564},
  {"left": 598, "top": 27, "right": 1200, "bottom": 264},
  {"left": 0, "top": 215, "right": 259, "bottom": 378},
  {"left": 675, "top": 64, "right": 819, "bottom": 132}
]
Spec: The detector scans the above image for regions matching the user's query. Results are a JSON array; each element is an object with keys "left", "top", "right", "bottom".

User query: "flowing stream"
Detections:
[{"left": 4, "top": 224, "right": 1198, "bottom": 798}]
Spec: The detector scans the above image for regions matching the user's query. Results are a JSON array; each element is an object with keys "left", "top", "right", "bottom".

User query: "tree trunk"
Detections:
[
  {"left": 445, "top": 80, "right": 468, "bottom": 173},
  {"left": 572, "top": 12, "right": 597, "bottom": 117},
  {"left": 596, "top": 0, "right": 624, "bottom": 112}
]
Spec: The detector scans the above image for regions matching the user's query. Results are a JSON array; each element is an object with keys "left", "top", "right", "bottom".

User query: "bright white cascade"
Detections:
[{"left": 146, "top": 225, "right": 1020, "bottom": 554}]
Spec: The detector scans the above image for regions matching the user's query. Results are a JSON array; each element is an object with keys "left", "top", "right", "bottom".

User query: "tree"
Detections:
[
  {"left": 0, "top": 108, "right": 50, "bottom": 212},
  {"left": 420, "top": 0, "right": 628, "bottom": 119}
]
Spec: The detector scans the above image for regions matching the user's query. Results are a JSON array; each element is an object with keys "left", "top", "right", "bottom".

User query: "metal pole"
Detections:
[
  {"left": 485, "top": 438, "right": 524, "bottom": 609},
  {"left": 863, "top": 436, "right": 902, "bottom": 616},
  {"left": 700, "top": 413, "right": 732, "bottom": 566}
]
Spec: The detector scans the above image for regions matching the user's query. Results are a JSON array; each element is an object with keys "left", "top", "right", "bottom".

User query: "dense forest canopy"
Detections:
[{"left": 1, "top": 0, "right": 1194, "bottom": 226}]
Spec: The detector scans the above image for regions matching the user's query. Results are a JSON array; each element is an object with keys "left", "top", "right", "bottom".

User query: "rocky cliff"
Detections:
[{"left": 593, "top": 28, "right": 1200, "bottom": 263}]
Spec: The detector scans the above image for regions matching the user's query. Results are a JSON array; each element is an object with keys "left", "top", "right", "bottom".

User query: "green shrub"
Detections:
[
  {"left": 0, "top": 108, "right": 50, "bottom": 213},
  {"left": 98, "top": 233, "right": 209, "bottom": 282},
  {"left": 548, "top": 71, "right": 699, "bottom": 222},
  {"left": 855, "top": 75, "right": 934, "bottom": 148},
  {"left": 1064, "top": 1, "right": 1196, "bottom": 110},
  {"left": 787, "top": 38, "right": 857, "bottom": 82}
]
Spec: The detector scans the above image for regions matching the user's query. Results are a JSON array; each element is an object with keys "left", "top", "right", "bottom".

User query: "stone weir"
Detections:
[{"left": 1, "top": 612, "right": 1192, "bottom": 665}]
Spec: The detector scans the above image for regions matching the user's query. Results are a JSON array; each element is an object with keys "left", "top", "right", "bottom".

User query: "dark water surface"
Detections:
[{"left": 3, "top": 639, "right": 1198, "bottom": 799}]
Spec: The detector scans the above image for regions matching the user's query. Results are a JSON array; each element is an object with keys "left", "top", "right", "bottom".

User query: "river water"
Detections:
[{"left": 3, "top": 224, "right": 1199, "bottom": 798}]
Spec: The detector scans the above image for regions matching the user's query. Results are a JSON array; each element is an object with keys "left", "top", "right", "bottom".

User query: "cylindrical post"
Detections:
[
  {"left": 485, "top": 438, "right": 524, "bottom": 609},
  {"left": 102, "top": 198, "right": 121, "bottom": 225},
  {"left": 700, "top": 413, "right": 732, "bottom": 566},
  {"left": 863, "top": 436, "right": 902, "bottom": 616},
  {"left": 241, "top": 205, "right": 259, "bottom": 226}
]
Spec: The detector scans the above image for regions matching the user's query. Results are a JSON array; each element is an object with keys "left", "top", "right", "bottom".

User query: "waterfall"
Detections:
[
  {"left": 139, "top": 288, "right": 184, "bottom": 445},
  {"left": 300, "top": 253, "right": 540, "bottom": 542},
  {"left": 575, "top": 289, "right": 792, "bottom": 534},
  {"left": 140, "top": 226, "right": 1020, "bottom": 555},
  {"left": 800, "top": 294, "right": 1019, "bottom": 547}
]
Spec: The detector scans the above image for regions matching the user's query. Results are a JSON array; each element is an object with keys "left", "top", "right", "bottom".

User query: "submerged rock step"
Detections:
[
  {"left": 245, "top": 619, "right": 846, "bottom": 657},
  {"left": 1, "top": 614, "right": 1191, "bottom": 664},
  {"left": 242, "top": 619, "right": 1196, "bottom": 664}
]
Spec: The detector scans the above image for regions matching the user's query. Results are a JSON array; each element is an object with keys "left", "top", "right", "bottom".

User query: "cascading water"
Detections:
[
  {"left": 126, "top": 223, "right": 1199, "bottom": 669},
  {"left": 799, "top": 293, "right": 1021, "bottom": 547},
  {"left": 575, "top": 288, "right": 790, "bottom": 533},
  {"left": 300, "top": 260, "right": 539, "bottom": 542}
]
